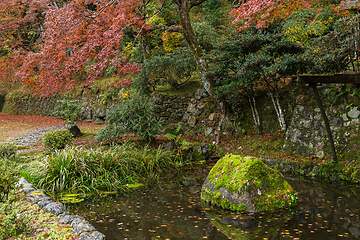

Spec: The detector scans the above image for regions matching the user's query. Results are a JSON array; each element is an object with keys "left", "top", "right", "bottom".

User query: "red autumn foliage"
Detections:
[
  {"left": 0, "top": 0, "right": 51, "bottom": 51},
  {"left": 2, "top": 0, "right": 144, "bottom": 96},
  {"left": 230, "top": 0, "right": 343, "bottom": 31}
]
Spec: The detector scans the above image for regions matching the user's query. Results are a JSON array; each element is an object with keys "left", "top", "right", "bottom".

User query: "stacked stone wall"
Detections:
[{"left": 2, "top": 83, "right": 360, "bottom": 160}]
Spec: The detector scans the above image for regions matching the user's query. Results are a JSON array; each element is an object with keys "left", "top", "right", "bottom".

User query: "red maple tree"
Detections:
[
  {"left": 11, "top": 0, "right": 144, "bottom": 95},
  {"left": 230, "top": 0, "right": 324, "bottom": 30}
]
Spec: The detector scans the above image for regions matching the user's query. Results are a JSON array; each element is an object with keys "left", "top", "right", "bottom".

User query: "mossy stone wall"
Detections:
[{"left": 2, "top": 83, "right": 360, "bottom": 161}]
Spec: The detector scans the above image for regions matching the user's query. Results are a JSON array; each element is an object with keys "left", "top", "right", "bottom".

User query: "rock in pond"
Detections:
[{"left": 201, "top": 154, "right": 297, "bottom": 212}]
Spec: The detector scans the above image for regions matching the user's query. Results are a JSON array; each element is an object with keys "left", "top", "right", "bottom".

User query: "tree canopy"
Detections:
[{"left": 0, "top": 0, "right": 355, "bottom": 97}]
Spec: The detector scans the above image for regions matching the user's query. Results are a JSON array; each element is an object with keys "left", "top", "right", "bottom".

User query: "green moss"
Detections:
[
  {"left": 125, "top": 183, "right": 145, "bottom": 189},
  {"left": 30, "top": 190, "right": 45, "bottom": 196},
  {"left": 0, "top": 189, "right": 74, "bottom": 239},
  {"left": 201, "top": 154, "right": 297, "bottom": 212},
  {"left": 155, "top": 79, "right": 201, "bottom": 96}
]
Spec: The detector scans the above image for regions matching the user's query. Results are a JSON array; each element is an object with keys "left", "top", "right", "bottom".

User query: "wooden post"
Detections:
[
  {"left": 214, "top": 130, "right": 220, "bottom": 144},
  {"left": 310, "top": 83, "right": 338, "bottom": 163}
]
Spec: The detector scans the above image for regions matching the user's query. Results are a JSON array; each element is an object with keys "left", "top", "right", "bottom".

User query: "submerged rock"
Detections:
[{"left": 201, "top": 154, "right": 297, "bottom": 212}]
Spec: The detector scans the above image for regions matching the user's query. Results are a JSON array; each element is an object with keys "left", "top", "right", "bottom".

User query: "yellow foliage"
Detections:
[
  {"left": 122, "top": 42, "right": 136, "bottom": 59},
  {"left": 120, "top": 88, "right": 131, "bottom": 100},
  {"left": 161, "top": 31, "right": 182, "bottom": 52},
  {"left": 283, "top": 19, "right": 330, "bottom": 47}
]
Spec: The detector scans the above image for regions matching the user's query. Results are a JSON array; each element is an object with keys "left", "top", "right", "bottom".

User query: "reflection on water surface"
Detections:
[{"left": 69, "top": 172, "right": 360, "bottom": 239}]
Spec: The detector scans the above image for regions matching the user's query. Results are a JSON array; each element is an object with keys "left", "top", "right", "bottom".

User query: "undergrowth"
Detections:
[
  {"left": 0, "top": 189, "right": 74, "bottom": 240},
  {"left": 22, "top": 142, "right": 190, "bottom": 196}
]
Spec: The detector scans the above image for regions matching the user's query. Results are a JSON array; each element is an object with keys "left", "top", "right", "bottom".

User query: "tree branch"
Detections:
[
  {"left": 189, "top": 0, "right": 207, "bottom": 7},
  {"left": 131, "top": 0, "right": 166, "bottom": 47},
  {"left": 149, "top": 25, "right": 183, "bottom": 33}
]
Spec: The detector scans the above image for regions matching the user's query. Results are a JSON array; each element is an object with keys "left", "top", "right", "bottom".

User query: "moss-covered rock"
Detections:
[{"left": 201, "top": 154, "right": 297, "bottom": 212}]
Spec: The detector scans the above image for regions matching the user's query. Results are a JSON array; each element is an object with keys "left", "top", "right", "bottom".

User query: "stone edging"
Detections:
[
  {"left": 17, "top": 177, "right": 106, "bottom": 240},
  {"left": 261, "top": 157, "right": 359, "bottom": 184}
]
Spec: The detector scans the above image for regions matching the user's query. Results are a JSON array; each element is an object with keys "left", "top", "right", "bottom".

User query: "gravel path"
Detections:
[{"left": 13, "top": 124, "right": 66, "bottom": 147}]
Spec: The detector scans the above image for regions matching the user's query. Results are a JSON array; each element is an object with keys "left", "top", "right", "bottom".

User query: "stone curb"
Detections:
[
  {"left": 17, "top": 177, "right": 106, "bottom": 240},
  {"left": 261, "top": 157, "right": 352, "bottom": 183}
]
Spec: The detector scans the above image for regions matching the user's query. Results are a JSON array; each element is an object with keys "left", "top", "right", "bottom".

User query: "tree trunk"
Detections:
[
  {"left": 268, "top": 89, "right": 286, "bottom": 131},
  {"left": 173, "top": 0, "right": 226, "bottom": 132},
  {"left": 248, "top": 95, "right": 260, "bottom": 126}
]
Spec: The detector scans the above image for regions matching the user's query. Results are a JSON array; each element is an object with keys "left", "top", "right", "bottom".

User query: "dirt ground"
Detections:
[
  {"left": 0, "top": 112, "right": 103, "bottom": 152},
  {"left": 0, "top": 112, "right": 66, "bottom": 142}
]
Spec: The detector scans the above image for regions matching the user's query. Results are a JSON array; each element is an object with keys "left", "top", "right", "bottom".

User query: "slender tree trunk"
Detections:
[
  {"left": 268, "top": 89, "right": 286, "bottom": 131},
  {"left": 248, "top": 95, "right": 260, "bottom": 126},
  {"left": 173, "top": 0, "right": 226, "bottom": 131},
  {"left": 140, "top": 0, "right": 150, "bottom": 60},
  {"left": 140, "top": 35, "right": 150, "bottom": 60}
]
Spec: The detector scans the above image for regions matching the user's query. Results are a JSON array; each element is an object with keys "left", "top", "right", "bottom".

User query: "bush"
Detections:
[
  {"left": 134, "top": 47, "right": 197, "bottom": 93},
  {"left": 96, "top": 93, "right": 163, "bottom": 143},
  {"left": 0, "top": 142, "right": 17, "bottom": 158},
  {"left": 42, "top": 129, "right": 74, "bottom": 151},
  {"left": 53, "top": 99, "right": 82, "bottom": 125},
  {"left": 0, "top": 158, "right": 19, "bottom": 202}
]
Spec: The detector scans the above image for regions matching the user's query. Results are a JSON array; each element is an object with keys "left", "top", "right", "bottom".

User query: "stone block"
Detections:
[
  {"left": 44, "top": 202, "right": 68, "bottom": 216},
  {"left": 60, "top": 215, "right": 85, "bottom": 225},
  {"left": 204, "top": 127, "right": 213, "bottom": 137},
  {"left": 187, "top": 103, "right": 196, "bottom": 113},
  {"left": 78, "top": 231, "right": 106, "bottom": 240},
  {"left": 348, "top": 107, "right": 360, "bottom": 119},
  {"left": 188, "top": 115, "right": 197, "bottom": 127}
]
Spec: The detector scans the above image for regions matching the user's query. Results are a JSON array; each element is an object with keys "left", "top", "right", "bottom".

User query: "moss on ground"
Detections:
[{"left": 0, "top": 189, "right": 74, "bottom": 240}]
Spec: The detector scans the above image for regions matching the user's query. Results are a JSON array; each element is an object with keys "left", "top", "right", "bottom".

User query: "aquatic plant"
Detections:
[{"left": 24, "top": 142, "right": 188, "bottom": 195}]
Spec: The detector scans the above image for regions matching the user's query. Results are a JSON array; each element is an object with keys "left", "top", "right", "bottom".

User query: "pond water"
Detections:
[{"left": 69, "top": 170, "right": 360, "bottom": 240}]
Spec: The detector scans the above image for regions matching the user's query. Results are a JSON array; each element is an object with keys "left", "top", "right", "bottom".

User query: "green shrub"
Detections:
[
  {"left": 53, "top": 99, "right": 82, "bottom": 125},
  {"left": 0, "top": 142, "right": 17, "bottom": 158},
  {"left": 0, "top": 158, "right": 20, "bottom": 202},
  {"left": 42, "top": 129, "right": 74, "bottom": 151},
  {"left": 134, "top": 47, "right": 197, "bottom": 93},
  {"left": 96, "top": 93, "right": 163, "bottom": 143}
]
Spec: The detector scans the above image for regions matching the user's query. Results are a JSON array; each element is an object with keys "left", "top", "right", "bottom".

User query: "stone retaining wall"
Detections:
[
  {"left": 2, "top": 83, "right": 360, "bottom": 160},
  {"left": 262, "top": 157, "right": 359, "bottom": 184},
  {"left": 283, "top": 84, "right": 360, "bottom": 160}
]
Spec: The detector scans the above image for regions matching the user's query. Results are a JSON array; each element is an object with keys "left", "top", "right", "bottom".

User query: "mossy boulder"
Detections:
[{"left": 201, "top": 154, "right": 297, "bottom": 212}]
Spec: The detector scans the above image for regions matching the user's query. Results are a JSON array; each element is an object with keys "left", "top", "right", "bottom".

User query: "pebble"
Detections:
[{"left": 12, "top": 124, "right": 66, "bottom": 147}]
